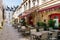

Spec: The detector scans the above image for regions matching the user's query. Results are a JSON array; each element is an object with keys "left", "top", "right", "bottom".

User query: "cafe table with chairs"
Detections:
[{"left": 30, "top": 29, "right": 60, "bottom": 40}]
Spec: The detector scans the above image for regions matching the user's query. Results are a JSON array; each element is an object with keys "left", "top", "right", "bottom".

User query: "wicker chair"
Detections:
[
  {"left": 39, "top": 28, "right": 44, "bottom": 32},
  {"left": 40, "top": 32, "right": 48, "bottom": 40},
  {"left": 49, "top": 31, "right": 58, "bottom": 40},
  {"left": 30, "top": 28, "right": 37, "bottom": 40}
]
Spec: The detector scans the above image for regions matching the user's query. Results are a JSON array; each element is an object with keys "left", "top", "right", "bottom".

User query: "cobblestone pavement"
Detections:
[{"left": 0, "top": 22, "right": 29, "bottom": 40}]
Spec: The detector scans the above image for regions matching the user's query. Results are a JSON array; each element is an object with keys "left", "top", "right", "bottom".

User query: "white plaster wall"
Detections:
[
  {"left": 27, "top": 1, "right": 29, "bottom": 10},
  {"left": 21, "top": 5, "right": 24, "bottom": 13},
  {"left": 35, "top": 0, "right": 37, "bottom": 6},
  {"left": 31, "top": 0, "right": 33, "bottom": 8},
  {"left": 0, "top": 0, "right": 3, "bottom": 27},
  {"left": 39, "top": 0, "right": 42, "bottom": 5},
  {"left": 0, "top": 9, "right": 3, "bottom": 27},
  {"left": 40, "top": 0, "right": 60, "bottom": 9},
  {"left": 13, "top": 0, "right": 59, "bottom": 19}
]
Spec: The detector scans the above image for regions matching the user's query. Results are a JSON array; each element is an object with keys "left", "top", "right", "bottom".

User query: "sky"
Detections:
[{"left": 3, "top": 0, "right": 22, "bottom": 7}]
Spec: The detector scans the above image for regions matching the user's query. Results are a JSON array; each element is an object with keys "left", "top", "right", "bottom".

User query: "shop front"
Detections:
[
  {"left": 38, "top": 3, "right": 60, "bottom": 23},
  {"left": 49, "top": 13, "right": 60, "bottom": 28},
  {"left": 26, "top": 14, "right": 34, "bottom": 26},
  {"left": 19, "top": 13, "right": 34, "bottom": 27},
  {"left": 18, "top": 7, "right": 39, "bottom": 27},
  {"left": 49, "top": 13, "right": 60, "bottom": 23},
  {"left": 37, "top": 3, "right": 60, "bottom": 29}
]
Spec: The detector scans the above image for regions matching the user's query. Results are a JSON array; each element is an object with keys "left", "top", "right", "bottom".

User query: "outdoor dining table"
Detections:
[
  {"left": 30, "top": 31, "right": 52, "bottom": 40},
  {"left": 51, "top": 30, "right": 60, "bottom": 32}
]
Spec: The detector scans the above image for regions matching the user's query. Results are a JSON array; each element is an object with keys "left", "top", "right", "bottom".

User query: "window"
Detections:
[
  {"left": 44, "top": 19, "right": 46, "bottom": 22},
  {"left": 26, "top": 3, "right": 27, "bottom": 9},
  {"left": 32, "top": 0, "right": 36, "bottom": 6},
  {"left": 24, "top": 3, "right": 27, "bottom": 10},
  {"left": 37, "top": 0, "right": 39, "bottom": 5},
  {"left": 24, "top": 5, "right": 25, "bottom": 10},
  {"left": 26, "top": 3, "right": 27, "bottom": 6},
  {"left": 29, "top": 0, "right": 31, "bottom": 8}
]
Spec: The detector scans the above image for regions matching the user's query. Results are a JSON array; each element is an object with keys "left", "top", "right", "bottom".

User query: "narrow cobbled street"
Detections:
[{"left": 0, "top": 22, "right": 29, "bottom": 40}]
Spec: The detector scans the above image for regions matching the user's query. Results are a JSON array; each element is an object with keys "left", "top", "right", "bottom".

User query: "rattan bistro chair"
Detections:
[
  {"left": 30, "top": 28, "right": 36, "bottom": 32},
  {"left": 39, "top": 28, "right": 44, "bottom": 32},
  {"left": 39, "top": 32, "right": 48, "bottom": 40},
  {"left": 49, "top": 31, "right": 58, "bottom": 40},
  {"left": 57, "top": 31, "right": 60, "bottom": 40},
  {"left": 30, "top": 28, "right": 37, "bottom": 40},
  {"left": 21, "top": 26, "right": 30, "bottom": 36}
]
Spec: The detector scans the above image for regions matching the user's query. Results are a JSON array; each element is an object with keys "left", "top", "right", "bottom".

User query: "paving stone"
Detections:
[{"left": 0, "top": 22, "right": 29, "bottom": 40}]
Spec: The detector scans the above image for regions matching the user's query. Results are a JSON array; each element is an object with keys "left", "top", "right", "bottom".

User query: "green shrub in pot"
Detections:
[
  {"left": 48, "top": 19, "right": 56, "bottom": 29},
  {"left": 36, "top": 21, "right": 47, "bottom": 31},
  {"left": 36, "top": 21, "right": 43, "bottom": 32},
  {"left": 58, "top": 23, "right": 60, "bottom": 30},
  {"left": 37, "top": 22, "right": 44, "bottom": 27}
]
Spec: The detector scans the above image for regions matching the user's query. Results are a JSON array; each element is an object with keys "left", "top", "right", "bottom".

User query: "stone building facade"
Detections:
[
  {"left": 0, "top": 0, "right": 3, "bottom": 27},
  {"left": 13, "top": 0, "right": 60, "bottom": 26}
]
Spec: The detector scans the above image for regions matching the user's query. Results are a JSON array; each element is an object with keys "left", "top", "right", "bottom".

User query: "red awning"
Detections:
[
  {"left": 38, "top": 3, "right": 60, "bottom": 12},
  {"left": 19, "top": 6, "right": 39, "bottom": 18}
]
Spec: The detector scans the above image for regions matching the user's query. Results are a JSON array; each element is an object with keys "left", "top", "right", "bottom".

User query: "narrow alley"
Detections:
[
  {"left": 0, "top": 0, "right": 60, "bottom": 40},
  {"left": 0, "top": 22, "right": 29, "bottom": 40}
]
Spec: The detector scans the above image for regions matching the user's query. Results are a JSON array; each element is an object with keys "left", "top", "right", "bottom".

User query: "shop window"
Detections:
[
  {"left": 50, "top": 16, "right": 51, "bottom": 19},
  {"left": 26, "top": 3, "right": 27, "bottom": 7},
  {"left": 54, "top": 16, "right": 58, "bottom": 19},
  {"left": 44, "top": 19, "right": 46, "bottom": 22}
]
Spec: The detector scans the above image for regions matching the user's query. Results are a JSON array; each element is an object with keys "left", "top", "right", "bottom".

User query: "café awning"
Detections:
[{"left": 19, "top": 6, "right": 39, "bottom": 18}]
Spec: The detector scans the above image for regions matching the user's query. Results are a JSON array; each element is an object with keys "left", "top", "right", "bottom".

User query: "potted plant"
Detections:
[
  {"left": 36, "top": 21, "right": 41, "bottom": 32},
  {"left": 58, "top": 23, "right": 60, "bottom": 30},
  {"left": 42, "top": 22, "right": 48, "bottom": 31},
  {"left": 36, "top": 22, "right": 45, "bottom": 32},
  {"left": 48, "top": 19, "right": 56, "bottom": 29}
]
